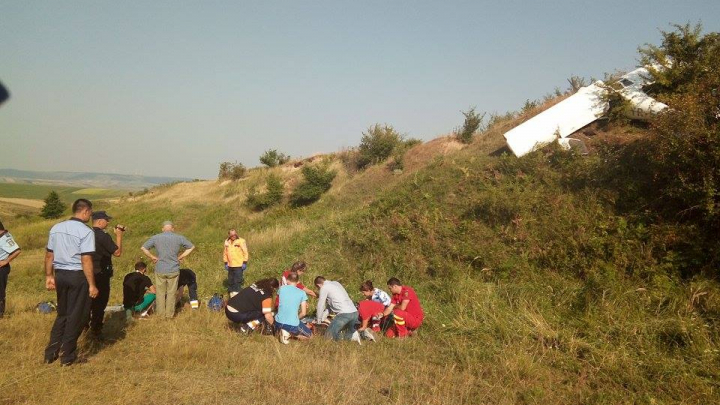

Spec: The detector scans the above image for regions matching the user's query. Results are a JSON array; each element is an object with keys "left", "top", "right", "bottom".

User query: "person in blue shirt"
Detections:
[
  {"left": 43, "top": 199, "right": 98, "bottom": 367},
  {"left": 274, "top": 272, "right": 312, "bottom": 344},
  {"left": 0, "top": 220, "right": 22, "bottom": 318}
]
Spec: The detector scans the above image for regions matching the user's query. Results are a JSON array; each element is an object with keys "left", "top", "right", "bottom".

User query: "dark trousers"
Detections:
[
  {"left": 89, "top": 271, "right": 111, "bottom": 332},
  {"left": 45, "top": 270, "right": 91, "bottom": 364},
  {"left": 0, "top": 264, "right": 9, "bottom": 316},
  {"left": 227, "top": 267, "right": 244, "bottom": 293},
  {"left": 225, "top": 308, "right": 263, "bottom": 324}
]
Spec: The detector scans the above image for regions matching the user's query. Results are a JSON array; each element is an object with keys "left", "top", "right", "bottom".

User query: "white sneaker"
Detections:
[
  {"left": 190, "top": 300, "right": 199, "bottom": 309},
  {"left": 279, "top": 329, "right": 290, "bottom": 345},
  {"left": 350, "top": 331, "right": 362, "bottom": 345},
  {"left": 362, "top": 329, "right": 376, "bottom": 342}
]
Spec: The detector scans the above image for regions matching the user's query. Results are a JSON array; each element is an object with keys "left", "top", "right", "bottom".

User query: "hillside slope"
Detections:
[{"left": 1, "top": 108, "right": 719, "bottom": 404}]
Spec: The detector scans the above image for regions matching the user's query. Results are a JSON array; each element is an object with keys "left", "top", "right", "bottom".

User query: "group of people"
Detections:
[
  {"left": 41, "top": 199, "right": 199, "bottom": 366},
  {"left": 0, "top": 197, "right": 424, "bottom": 366},
  {"left": 226, "top": 261, "right": 424, "bottom": 344}
]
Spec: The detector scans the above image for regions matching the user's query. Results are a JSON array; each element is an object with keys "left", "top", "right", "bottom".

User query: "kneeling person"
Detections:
[
  {"left": 315, "top": 276, "right": 360, "bottom": 342},
  {"left": 226, "top": 278, "right": 279, "bottom": 332},
  {"left": 357, "top": 299, "right": 385, "bottom": 341},
  {"left": 275, "top": 273, "right": 312, "bottom": 344},
  {"left": 176, "top": 268, "right": 199, "bottom": 309},
  {"left": 123, "top": 262, "right": 156, "bottom": 320},
  {"left": 384, "top": 277, "right": 424, "bottom": 338}
]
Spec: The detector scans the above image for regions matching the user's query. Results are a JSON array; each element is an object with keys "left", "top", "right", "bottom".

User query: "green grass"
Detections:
[
  {"left": 0, "top": 183, "right": 125, "bottom": 203},
  {"left": 1, "top": 120, "right": 719, "bottom": 404}
]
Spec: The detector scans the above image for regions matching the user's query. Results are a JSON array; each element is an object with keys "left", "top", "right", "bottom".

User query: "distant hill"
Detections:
[{"left": 0, "top": 168, "right": 193, "bottom": 189}]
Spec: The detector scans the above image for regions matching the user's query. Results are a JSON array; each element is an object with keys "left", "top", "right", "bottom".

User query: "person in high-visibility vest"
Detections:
[{"left": 223, "top": 229, "right": 248, "bottom": 298}]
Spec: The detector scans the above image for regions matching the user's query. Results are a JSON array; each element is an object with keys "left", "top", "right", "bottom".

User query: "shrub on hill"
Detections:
[
  {"left": 589, "top": 24, "right": 720, "bottom": 276},
  {"left": 357, "top": 124, "right": 404, "bottom": 169},
  {"left": 289, "top": 164, "right": 336, "bottom": 207},
  {"left": 246, "top": 174, "right": 284, "bottom": 211},
  {"left": 455, "top": 107, "right": 486, "bottom": 144},
  {"left": 259, "top": 149, "right": 290, "bottom": 168},
  {"left": 218, "top": 161, "right": 247, "bottom": 180},
  {"left": 40, "top": 190, "right": 66, "bottom": 219}
]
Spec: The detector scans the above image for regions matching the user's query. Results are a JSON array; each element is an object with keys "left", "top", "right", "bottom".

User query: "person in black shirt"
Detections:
[
  {"left": 226, "top": 278, "right": 279, "bottom": 333},
  {"left": 88, "top": 211, "right": 124, "bottom": 336},
  {"left": 123, "top": 261, "right": 155, "bottom": 320},
  {"left": 176, "top": 268, "right": 199, "bottom": 309}
]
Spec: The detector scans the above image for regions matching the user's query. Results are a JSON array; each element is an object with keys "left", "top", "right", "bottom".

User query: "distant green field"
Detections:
[{"left": 0, "top": 182, "right": 125, "bottom": 202}]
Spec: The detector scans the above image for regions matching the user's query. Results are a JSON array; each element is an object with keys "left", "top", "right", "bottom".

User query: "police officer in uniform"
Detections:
[
  {"left": 0, "top": 220, "right": 22, "bottom": 318},
  {"left": 44, "top": 199, "right": 98, "bottom": 366},
  {"left": 88, "top": 211, "right": 124, "bottom": 337}
]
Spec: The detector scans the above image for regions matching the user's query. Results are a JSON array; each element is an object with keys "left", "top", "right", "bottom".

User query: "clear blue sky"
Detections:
[{"left": 1, "top": 1, "right": 718, "bottom": 179}]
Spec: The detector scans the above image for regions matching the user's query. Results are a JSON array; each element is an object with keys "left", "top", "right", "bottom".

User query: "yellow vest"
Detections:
[{"left": 223, "top": 238, "right": 248, "bottom": 267}]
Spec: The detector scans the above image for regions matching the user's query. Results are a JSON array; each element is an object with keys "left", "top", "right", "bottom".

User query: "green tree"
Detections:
[
  {"left": 40, "top": 191, "right": 66, "bottom": 219},
  {"left": 456, "top": 107, "right": 486, "bottom": 144},
  {"left": 259, "top": 149, "right": 291, "bottom": 168}
]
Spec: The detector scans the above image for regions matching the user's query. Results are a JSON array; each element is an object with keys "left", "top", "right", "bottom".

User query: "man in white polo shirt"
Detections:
[
  {"left": 43, "top": 199, "right": 98, "bottom": 366},
  {"left": 0, "top": 220, "right": 22, "bottom": 318}
]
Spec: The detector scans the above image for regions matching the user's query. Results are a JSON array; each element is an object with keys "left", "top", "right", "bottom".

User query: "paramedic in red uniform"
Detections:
[{"left": 383, "top": 277, "right": 424, "bottom": 338}]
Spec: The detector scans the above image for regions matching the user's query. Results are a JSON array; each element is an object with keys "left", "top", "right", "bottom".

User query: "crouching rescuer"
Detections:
[
  {"left": 225, "top": 278, "right": 278, "bottom": 333},
  {"left": 384, "top": 277, "right": 424, "bottom": 338},
  {"left": 123, "top": 261, "right": 156, "bottom": 320}
]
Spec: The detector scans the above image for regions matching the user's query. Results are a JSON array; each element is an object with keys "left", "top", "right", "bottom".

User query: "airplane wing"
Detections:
[
  {"left": 616, "top": 68, "right": 668, "bottom": 120},
  {"left": 504, "top": 82, "right": 608, "bottom": 157}
]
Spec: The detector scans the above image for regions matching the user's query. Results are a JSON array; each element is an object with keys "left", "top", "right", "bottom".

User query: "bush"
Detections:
[
  {"left": 289, "top": 164, "right": 337, "bottom": 207},
  {"left": 259, "top": 149, "right": 290, "bottom": 168},
  {"left": 357, "top": 124, "right": 404, "bottom": 169},
  {"left": 218, "top": 162, "right": 247, "bottom": 180},
  {"left": 564, "top": 24, "right": 720, "bottom": 277},
  {"left": 455, "top": 107, "right": 485, "bottom": 144},
  {"left": 246, "top": 174, "right": 284, "bottom": 211},
  {"left": 40, "top": 191, "right": 66, "bottom": 219},
  {"left": 639, "top": 24, "right": 720, "bottom": 227},
  {"left": 229, "top": 164, "right": 246, "bottom": 180}
]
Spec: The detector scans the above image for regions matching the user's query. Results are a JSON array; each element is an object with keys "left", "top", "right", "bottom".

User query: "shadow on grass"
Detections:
[{"left": 81, "top": 311, "right": 128, "bottom": 358}]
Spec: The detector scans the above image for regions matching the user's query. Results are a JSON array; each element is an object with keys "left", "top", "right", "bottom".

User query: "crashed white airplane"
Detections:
[{"left": 503, "top": 67, "right": 668, "bottom": 157}]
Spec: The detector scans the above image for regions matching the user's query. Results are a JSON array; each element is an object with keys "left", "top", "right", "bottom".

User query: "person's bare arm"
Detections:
[
  {"left": 358, "top": 317, "right": 370, "bottom": 331},
  {"left": 45, "top": 251, "right": 55, "bottom": 290},
  {"left": 0, "top": 249, "right": 21, "bottom": 267},
  {"left": 399, "top": 299, "right": 410, "bottom": 311},
  {"left": 112, "top": 226, "right": 124, "bottom": 257},
  {"left": 383, "top": 303, "right": 396, "bottom": 317},
  {"left": 178, "top": 247, "right": 195, "bottom": 262},
  {"left": 141, "top": 247, "right": 158, "bottom": 263},
  {"left": 82, "top": 255, "right": 98, "bottom": 298},
  {"left": 264, "top": 312, "right": 274, "bottom": 325},
  {"left": 148, "top": 285, "right": 156, "bottom": 294},
  {"left": 303, "top": 286, "right": 317, "bottom": 298},
  {"left": 299, "top": 301, "right": 308, "bottom": 319}
]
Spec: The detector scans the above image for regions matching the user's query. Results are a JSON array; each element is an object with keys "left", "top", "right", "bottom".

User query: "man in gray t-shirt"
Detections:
[{"left": 141, "top": 221, "right": 194, "bottom": 318}]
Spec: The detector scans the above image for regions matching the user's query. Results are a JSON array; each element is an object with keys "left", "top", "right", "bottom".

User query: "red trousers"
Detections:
[{"left": 391, "top": 309, "right": 422, "bottom": 337}]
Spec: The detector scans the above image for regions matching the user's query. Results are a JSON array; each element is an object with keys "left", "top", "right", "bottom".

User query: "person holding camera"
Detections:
[{"left": 88, "top": 211, "right": 124, "bottom": 337}]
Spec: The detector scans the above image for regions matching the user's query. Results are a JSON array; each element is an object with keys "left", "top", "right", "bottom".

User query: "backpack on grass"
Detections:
[{"left": 208, "top": 294, "right": 224, "bottom": 311}]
